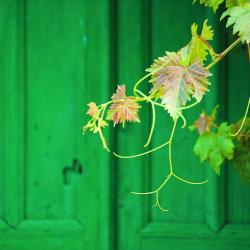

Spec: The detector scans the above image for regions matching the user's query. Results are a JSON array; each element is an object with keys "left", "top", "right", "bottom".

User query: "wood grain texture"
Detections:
[
  {"left": 117, "top": 1, "right": 250, "bottom": 249},
  {"left": 116, "top": 1, "right": 151, "bottom": 250},
  {"left": 0, "top": 0, "right": 250, "bottom": 249},
  {"left": 1, "top": 0, "right": 112, "bottom": 249},
  {"left": 80, "top": 0, "right": 112, "bottom": 249},
  {"left": 0, "top": 0, "right": 25, "bottom": 227}
]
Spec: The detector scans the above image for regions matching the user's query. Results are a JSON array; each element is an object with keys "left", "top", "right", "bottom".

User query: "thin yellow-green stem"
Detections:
[
  {"left": 144, "top": 102, "right": 156, "bottom": 147},
  {"left": 173, "top": 173, "right": 208, "bottom": 185},
  {"left": 230, "top": 97, "right": 250, "bottom": 136},
  {"left": 177, "top": 100, "right": 200, "bottom": 110},
  {"left": 168, "top": 120, "right": 178, "bottom": 173},
  {"left": 206, "top": 37, "right": 241, "bottom": 70},
  {"left": 98, "top": 105, "right": 110, "bottom": 152},
  {"left": 156, "top": 174, "right": 172, "bottom": 192},
  {"left": 153, "top": 192, "right": 169, "bottom": 212},
  {"left": 131, "top": 190, "right": 157, "bottom": 195},
  {"left": 113, "top": 139, "right": 170, "bottom": 159},
  {"left": 176, "top": 111, "right": 187, "bottom": 128},
  {"left": 133, "top": 58, "right": 171, "bottom": 96}
]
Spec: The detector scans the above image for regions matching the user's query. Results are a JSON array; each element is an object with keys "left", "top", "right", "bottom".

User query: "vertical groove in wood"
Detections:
[
  {"left": 205, "top": 10, "right": 227, "bottom": 232},
  {"left": 226, "top": 29, "right": 250, "bottom": 223},
  {"left": 2, "top": 0, "right": 25, "bottom": 227},
  {"left": 96, "top": 0, "right": 113, "bottom": 249},
  {"left": 80, "top": 0, "right": 112, "bottom": 249},
  {"left": 109, "top": 0, "right": 118, "bottom": 249},
  {"left": 23, "top": 0, "right": 28, "bottom": 221},
  {"left": 117, "top": 0, "right": 151, "bottom": 249},
  {"left": 140, "top": 0, "right": 152, "bottom": 227}
]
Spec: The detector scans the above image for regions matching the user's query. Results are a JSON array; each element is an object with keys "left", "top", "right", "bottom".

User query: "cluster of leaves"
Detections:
[
  {"left": 190, "top": 107, "right": 250, "bottom": 183},
  {"left": 83, "top": 20, "right": 216, "bottom": 149},
  {"left": 83, "top": 85, "right": 141, "bottom": 151},
  {"left": 194, "top": 0, "right": 250, "bottom": 44},
  {"left": 147, "top": 20, "right": 215, "bottom": 120},
  {"left": 82, "top": 0, "right": 250, "bottom": 211},
  {"left": 106, "top": 85, "right": 141, "bottom": 126}
]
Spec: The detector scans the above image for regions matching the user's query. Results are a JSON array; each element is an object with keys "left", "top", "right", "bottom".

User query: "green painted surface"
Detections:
[{"left": 0, "top": 0, "right": 249, "bottom": 250}]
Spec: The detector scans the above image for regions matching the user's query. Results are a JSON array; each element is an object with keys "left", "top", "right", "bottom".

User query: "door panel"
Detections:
[
  {"left": 117, "top": 1, "right": 250, "bottom": 250},
  {"left": 1, "top": 1, "right": 249, "bottom": 250},
  {"left": 0, "top": 0, "right": 111, "bottom": 249}
]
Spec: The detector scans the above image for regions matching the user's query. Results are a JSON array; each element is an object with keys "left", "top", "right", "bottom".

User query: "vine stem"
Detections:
[
  {"left": 85, "top": 37, "right": 242, "bottom": 211},
  {"left": 144, "top": 102, "right": 156, "bottom": 147},
  {"left": 98, "top": 105, "right": 110, "bottom": 152},
  {"left": 133, "top": 57, "right": 172, "bottom": 97},
  {"left": 206, "top": 37, "right": 241, "bottom": 70},
  {"left": 130, "top": 119, "right": 208, "bottom": 211},
  {"left": 230, "top": 97, "right": 250, "bottom": 136}
]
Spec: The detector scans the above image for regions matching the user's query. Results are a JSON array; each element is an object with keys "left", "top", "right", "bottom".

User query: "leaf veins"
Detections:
[
  {"left": 107, "top": 85, "right": 141, "bottom": 126},
  {"left": 221, "top": 2, "right": 250, "bottom": 44},
  {"left": 179, "top": 20, "right": 215, "bottom": 65},
  {"left": 194, "top": 123, "right": 235, "bottom": 175},
  {"left": 147, "top": 52, "right": 212, "bottom": 120}
]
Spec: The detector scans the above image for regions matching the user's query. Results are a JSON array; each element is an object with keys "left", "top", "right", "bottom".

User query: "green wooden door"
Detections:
[
  {"left": 1, "top": 1, "right": 249, "bottom": 250},
  {"left": 115, "top": 1, "right": 250, "bottom": 250},
  {"left": 0, "top": 1, "right": 111, "bottom": 249}
]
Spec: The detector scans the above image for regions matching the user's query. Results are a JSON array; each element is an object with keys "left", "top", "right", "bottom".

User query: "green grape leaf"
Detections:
[
  {"left": 179, "top": 20, "right": 216, "bottom": 65},
  {"left": 194, "top": 122, "right": 235, "bottom": 174},
  {"left": 221, "top": 3, "right": 250, "bottom": 44},
  {"left": 226, "top": 0, "right": 250, "bottom": 8},
  {"left": 194, "top": 0, "right": 225, "bottom": 12},
  {"left": 147, "top": 52, "right": 211, "bottom": 120},
  {"left": 231, "top": 118, "right": 250, "bottom": 184},
  {"left": 106, "top": 85, "right": 141, "bottom": 126}
]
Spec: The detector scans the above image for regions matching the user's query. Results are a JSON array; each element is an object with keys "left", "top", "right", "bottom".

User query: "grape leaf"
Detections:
[
  {"left": 194, "top": 122, "right": 235, "bottom": 174},
  {"left": 226, "top": 0, "right": 250, "bottom": 8},
  {"left": 221, "top": 3, "right": 250, "bottom": 44},
  {"left": 231, "top": 118, "right": 250, "bottom": 184},
  {"left": 147, "top": 52, "right": 212, "bottom": 120},
  {"left": 194, "top": 0, "right": 225, "bottom": 12},
  {"left": 189, "top": 105, "right": 218, "bottom": 134},
  {"left": 106, "top": 85, "right": 141, "bottom": 126},
  {"left": 179, "top": 20, "right": 215, "bottom": 65},
  {"left": 86, "top": 102, "right": 99, "bottom": 119}
]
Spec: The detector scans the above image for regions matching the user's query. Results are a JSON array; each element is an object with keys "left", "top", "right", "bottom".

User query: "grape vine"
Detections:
[{"left": 83, "top": 0, "right": 250, "bottom": 211}]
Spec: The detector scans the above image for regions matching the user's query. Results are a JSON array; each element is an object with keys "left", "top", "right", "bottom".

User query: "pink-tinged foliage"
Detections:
[
  {"left": 190, "top": 105, "right": 218, "bottom": 134},
  {"left": 148, "top": 52, "right": 212, "bottom": 119},
  {"left": 86, "top": 102, "right": 99, "bottom": 118},
  {"left": 107, "top": 85, "right": 141, "bottom": 126},
  {"left": 194, "top": 112, "right": 214, "bottom": 134}
]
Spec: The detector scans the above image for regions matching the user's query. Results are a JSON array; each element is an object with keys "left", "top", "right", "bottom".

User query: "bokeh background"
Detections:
[{"left": 0, "top": 0, "right": 250, "bottom": 249}]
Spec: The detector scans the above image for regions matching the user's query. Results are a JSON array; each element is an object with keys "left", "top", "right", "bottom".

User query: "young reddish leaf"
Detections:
[
  {"left": 191, "top": 105, "right": 219, "bottom": 134},
  {"left": 148, "top": 52, "right": 212, "bottom": 120},
  {"left": 86, "top": 102, "right": 99, "bottom": 118},
  {"left": 194, "top": 111, "right": 214, "bottom": 134},
  {"left": 107, "top": 85, "right": 141, "bottom": 126}
]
